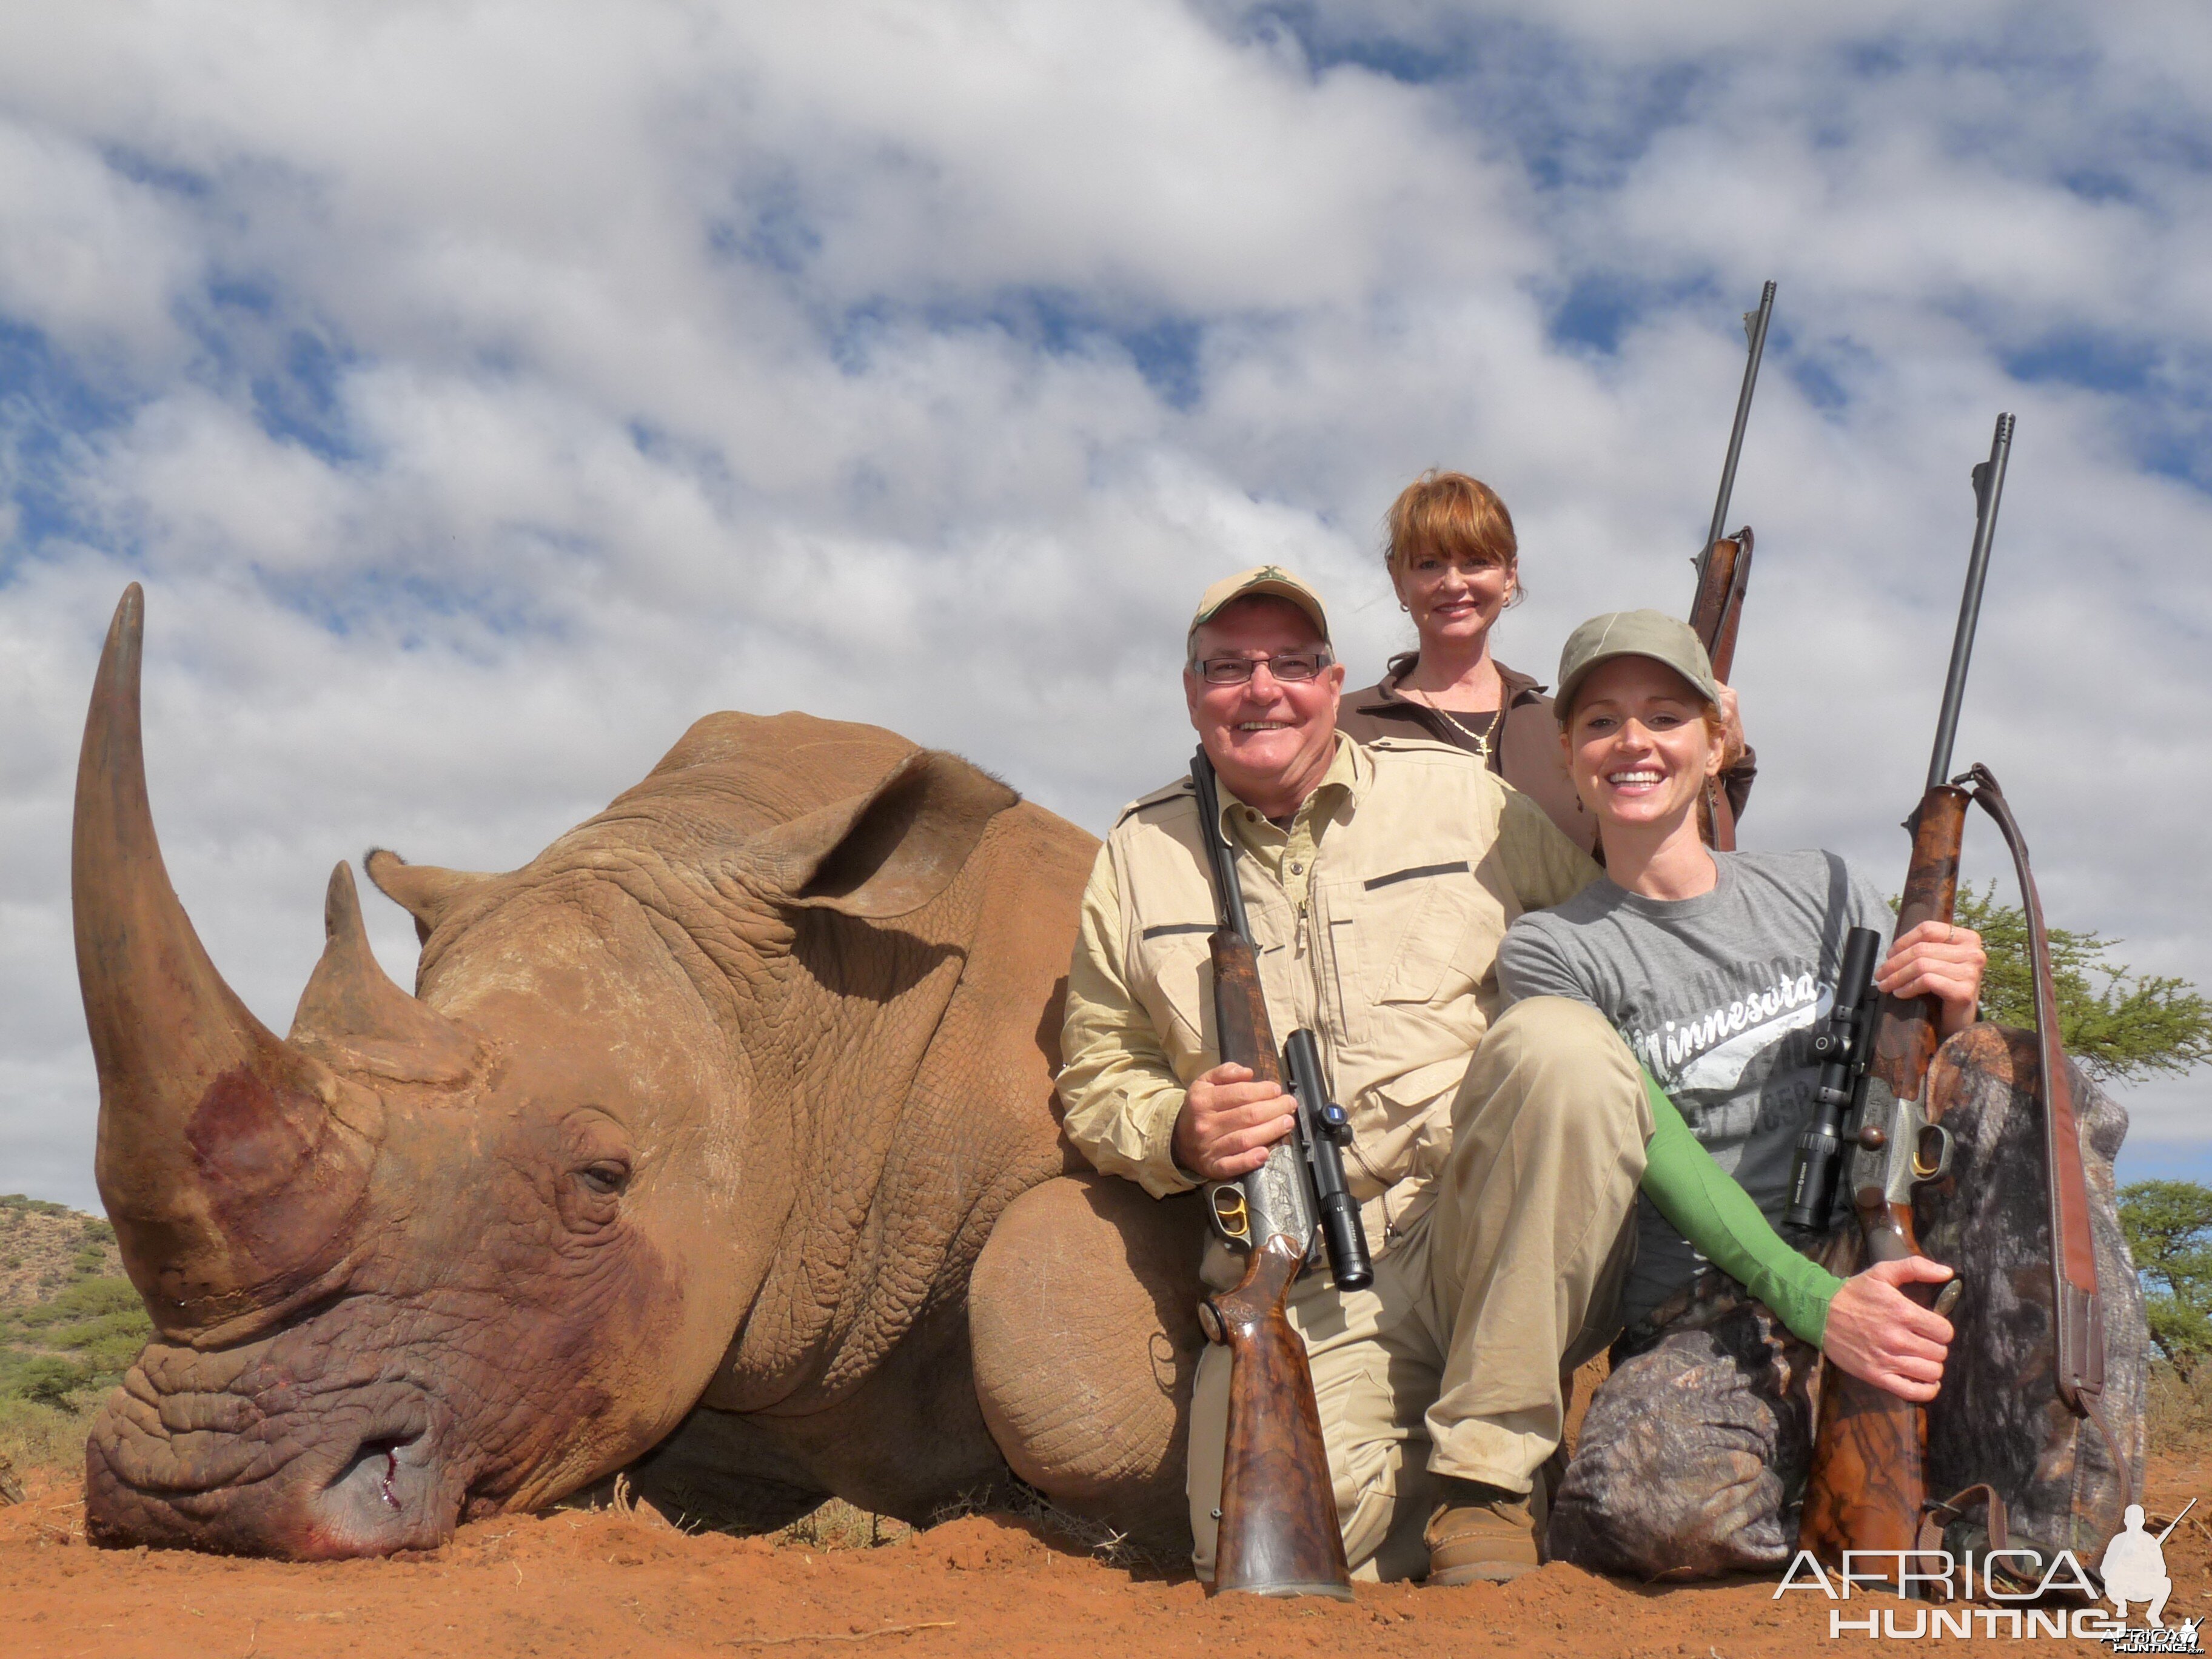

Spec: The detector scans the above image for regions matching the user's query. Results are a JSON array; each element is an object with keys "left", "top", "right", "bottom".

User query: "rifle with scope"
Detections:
[
  {"left": 1186, "top": 749, "right": 1368, "bottom": 1601},
  {"left": 1795, "top": 413, "right": 2014, "bottom": 1589}
]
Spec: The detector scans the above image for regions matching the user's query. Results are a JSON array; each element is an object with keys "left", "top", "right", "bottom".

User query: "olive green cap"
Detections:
[
  {"left": 1554, "top": 609, "right": 1721, "bottom": 723},
  {"left": 1187, "top": 565, "right": 1331, "bottom": 646}
]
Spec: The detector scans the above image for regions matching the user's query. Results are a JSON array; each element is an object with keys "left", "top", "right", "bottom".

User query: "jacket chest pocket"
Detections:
[
  {"left": 1355, "top": 861, "right": 1487, "bottom": 1007},
  {"left": 1133, "top": 923, "right": 1215, "bottom": 1060}
]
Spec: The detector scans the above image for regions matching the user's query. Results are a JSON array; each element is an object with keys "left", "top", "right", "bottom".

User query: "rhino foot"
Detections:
[{"left": 970, "top": 1173, "right": 1206, "bottom": 1561}]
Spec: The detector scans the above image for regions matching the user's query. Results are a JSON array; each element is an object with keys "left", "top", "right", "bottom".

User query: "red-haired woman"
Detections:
[{"left": 1338, "top": 471, "right": 1754, "bottom": 853}]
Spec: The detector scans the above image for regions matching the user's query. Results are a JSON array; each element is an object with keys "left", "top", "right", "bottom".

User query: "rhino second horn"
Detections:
[
  {"left": 73, "top": 585, "right": 381, "bottom": 1338},
  {"left": 289, "top": 863, "right": 480, "bottom": 1084}
]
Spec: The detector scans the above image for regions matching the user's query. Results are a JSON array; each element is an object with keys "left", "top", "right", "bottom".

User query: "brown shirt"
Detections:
[
  {"left": 1339, "top": 652, "right": 1758, "bottom": 857},
  {"left": 1339, "top": 655, "right": 1598, "bottom": 853}
]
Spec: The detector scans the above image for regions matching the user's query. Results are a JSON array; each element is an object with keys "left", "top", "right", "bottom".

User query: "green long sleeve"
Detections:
[{"left": 1638, "top": 1070, "right": 1841, "bottom": 1348}]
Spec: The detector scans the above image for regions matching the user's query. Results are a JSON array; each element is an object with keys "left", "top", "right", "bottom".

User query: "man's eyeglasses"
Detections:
[{"left": 1192, "top": 651, "right": 1334, "bottom": 686}]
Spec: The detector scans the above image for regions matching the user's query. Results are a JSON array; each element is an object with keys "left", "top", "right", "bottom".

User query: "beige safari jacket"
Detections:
[{"left": 1057, "top": 734, "right": 1599, "bottom": 1239}]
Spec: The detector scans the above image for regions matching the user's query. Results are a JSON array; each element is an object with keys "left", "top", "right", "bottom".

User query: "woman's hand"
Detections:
[
  {"left": 1874, "top": 920, "right": 1987, "bottom": 1038},
  {"left": 1173, "top": 1062, "right": 1295, "bottom": 1181},
  {"left": 1821, "top": 1256, "right": 1956, "bottom": 1401}
]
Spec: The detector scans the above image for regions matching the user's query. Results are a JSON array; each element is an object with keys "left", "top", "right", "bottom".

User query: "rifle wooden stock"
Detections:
[
  {"left": 1212, "top": 930, "right": 1282, "bottom": 1092},
  {"left": 1207, "top": 1233, "right": 1355, "bottom": 1600},
  {"left": 1201, "top": 925, "right": 1350, "bottom": 1599},
  {"left": 1799, "top": 785, "right": 1968, "bottom": 1584},
  {"left": 1689, "top": 532, "right": 1752, "bottom": 685},
  {"left": 1688, "top": 529, "right": 1753, "bottom": 851}
]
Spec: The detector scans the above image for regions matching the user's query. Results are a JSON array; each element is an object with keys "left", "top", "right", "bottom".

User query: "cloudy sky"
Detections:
[{"left": 2, "top": 2, "right": 2205, "bottom": 1210}]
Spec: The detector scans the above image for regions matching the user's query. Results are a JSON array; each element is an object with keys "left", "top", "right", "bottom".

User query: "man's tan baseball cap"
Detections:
[
  {"left": 1554, "top": 609, "right": 1721, "bottom": 723},
  {"left": 1187, "top": 565, "right": 1332, "bottom": 646}
]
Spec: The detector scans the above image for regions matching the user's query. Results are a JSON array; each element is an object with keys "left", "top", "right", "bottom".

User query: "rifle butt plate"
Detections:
[{"left": 1210, "top": 1580, "right": 1357, "bottom": 1603}]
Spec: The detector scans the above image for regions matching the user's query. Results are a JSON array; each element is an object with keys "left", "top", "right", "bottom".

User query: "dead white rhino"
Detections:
[{"left": 76, "top": 585, "right": 1201, "bottom": 1559}]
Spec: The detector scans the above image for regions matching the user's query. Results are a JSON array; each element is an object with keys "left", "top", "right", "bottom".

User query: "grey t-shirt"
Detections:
[{"left": 1497, "top": 849, "right": 1894, "bottom": 1328}]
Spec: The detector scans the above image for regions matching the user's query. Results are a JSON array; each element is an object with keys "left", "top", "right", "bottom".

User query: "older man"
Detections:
[{"left": 1056, "top": 565, "right": 1655, "bottom": 1583}]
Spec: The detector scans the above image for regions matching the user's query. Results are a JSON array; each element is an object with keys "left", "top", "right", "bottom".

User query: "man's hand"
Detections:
[
  {"left": 1821, "top": 1256, "right": 1956, "bottom": 1402},
  {"left": 1174, "top": 1062, "right": 1296, "bottom": 1181},
  {"left": 1874, "top": 920, "right": 1986, "bottom": 1039}
]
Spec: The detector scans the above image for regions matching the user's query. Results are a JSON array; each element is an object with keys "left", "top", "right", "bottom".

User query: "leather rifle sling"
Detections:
[{"left": 1960, "top": 763, "right": 2130, "bottom": 1498}]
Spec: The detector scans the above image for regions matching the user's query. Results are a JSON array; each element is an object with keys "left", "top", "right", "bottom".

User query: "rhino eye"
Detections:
[{"left": 577, "top": 1161, "right": 630, "bottom": 1197}]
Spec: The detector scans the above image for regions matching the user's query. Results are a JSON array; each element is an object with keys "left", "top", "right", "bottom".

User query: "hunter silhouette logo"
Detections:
[
  {"left": 2103, "top": 1504, "right": 2183, "bottom": 1627},
  {"left": 2099, "top": 1501, "right": 2200, "bottom": 1653}
]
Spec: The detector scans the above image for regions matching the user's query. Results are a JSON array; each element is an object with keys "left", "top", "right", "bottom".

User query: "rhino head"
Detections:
[{"left": 75, "top": 586, "right": 1028, "bottom": 1557}]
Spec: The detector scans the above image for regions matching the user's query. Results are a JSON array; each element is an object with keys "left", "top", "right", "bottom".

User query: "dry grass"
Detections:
[
  {"left": 0, "top": 1195, "right": 122, "bottom": 1307},
  {"left": 0, "top": 1398, "right": 89, "bottom": 1493},
  {"left": 925, "top": 1480, "right": 1158, "bottom": 1569},
  {"left": 2148, "top": 1361, "right": 2212, "bottom": 1458},
  {"left": 774, "top": 1496, "right": 915, "bottom": 1550}
]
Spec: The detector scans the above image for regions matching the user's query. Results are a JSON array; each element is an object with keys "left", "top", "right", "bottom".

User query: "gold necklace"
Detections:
[{"left": 1410, "top": 688, "right": 1501, "bottom": 760}]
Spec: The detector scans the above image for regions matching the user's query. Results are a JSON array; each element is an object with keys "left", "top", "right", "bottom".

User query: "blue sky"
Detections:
[{"left": 1, "top": 1, "right": 2207, "bottom": 1208}]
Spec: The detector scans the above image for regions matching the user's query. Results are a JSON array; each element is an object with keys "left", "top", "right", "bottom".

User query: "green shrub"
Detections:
[
  {"left": 19, "top": 1276, "right": 144, "bottom": 1325},
  {"left": 9, "top": 1356, "right": 92, "bottom": 1407},
  {"left": 0, "top": 1195, "right": 72, "bottom": 1218},
  {"left": 2, "top": 1276, "right": 152, "bottom": 1405}
]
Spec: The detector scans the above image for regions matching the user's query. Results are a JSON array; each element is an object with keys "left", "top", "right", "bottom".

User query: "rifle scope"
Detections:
[
  {"left": 1283, "top": 1029, "right": 1373, "bottom": 1292},
  {"left": 1785, "top": 925, "right": 1883, "bottom": 1231}
]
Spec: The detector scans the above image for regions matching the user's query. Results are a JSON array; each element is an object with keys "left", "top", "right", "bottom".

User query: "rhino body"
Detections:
[{"left": 76, "top": 587, "right": 1196, "bottom": 1559}]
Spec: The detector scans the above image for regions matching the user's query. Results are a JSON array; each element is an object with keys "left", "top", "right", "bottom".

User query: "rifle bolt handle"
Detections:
[
  {"left": 1858, "top": 1125, "right": 1888, "bottom": 1151},
  {"left": 1933, "top": 1278, "right": 1964, "bottom": 1319}
]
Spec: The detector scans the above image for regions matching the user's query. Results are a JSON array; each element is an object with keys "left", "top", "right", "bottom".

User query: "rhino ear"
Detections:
[
  {"left": 290, "top": 863, "right": 480, "bottom": 1084},
  {"left": 364, "top": 848, "right": 497, "bottom": 945},
  {"left": 752, "top": 749, "right": 1019, "bottom": 919}
]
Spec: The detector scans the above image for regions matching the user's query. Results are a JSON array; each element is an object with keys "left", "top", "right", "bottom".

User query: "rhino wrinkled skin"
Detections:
[{"left": 75, "top": 585, "right": 1199, "bottom": 1560}]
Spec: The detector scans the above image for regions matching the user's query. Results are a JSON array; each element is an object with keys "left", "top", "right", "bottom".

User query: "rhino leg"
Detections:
[
  {"left": 618, "top": 1407, "right": 830, "bottom": 1532},
  {"left": 747, "top": 1301, "right": 1022, "bottom": 1526},
  {"left": 970, "top": 1173, "right": 1207, "bottom": 1559}
]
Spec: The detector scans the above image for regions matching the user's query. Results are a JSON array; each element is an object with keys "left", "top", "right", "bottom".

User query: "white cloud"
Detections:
[{"left": 1, "top": 1, "right": 2207, "bottom": 1208}]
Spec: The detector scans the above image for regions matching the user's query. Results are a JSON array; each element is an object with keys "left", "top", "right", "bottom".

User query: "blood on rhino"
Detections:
[{"left": 75, "top": 585, "right": 1203, "bottom": 1560}]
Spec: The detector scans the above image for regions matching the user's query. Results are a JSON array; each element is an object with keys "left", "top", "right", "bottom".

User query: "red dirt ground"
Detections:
[{"left": 9, "top": 1456, "right": 2207, "bottom": 1659}]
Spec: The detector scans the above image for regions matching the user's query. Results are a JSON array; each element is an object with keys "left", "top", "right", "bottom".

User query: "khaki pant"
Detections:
[{"left": 1187, "top": 997, "right": 1650, "bottom": 1580}]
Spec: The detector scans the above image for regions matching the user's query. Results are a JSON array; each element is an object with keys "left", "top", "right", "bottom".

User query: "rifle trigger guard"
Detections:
[{"left": 1208, "top": 1184, "right": 1253, "bottom": 1246}]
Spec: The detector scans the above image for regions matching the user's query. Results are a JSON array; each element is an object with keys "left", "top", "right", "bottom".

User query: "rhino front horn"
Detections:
[{"left": 73, "top": 585, "right": 381, "bottom": 1338}]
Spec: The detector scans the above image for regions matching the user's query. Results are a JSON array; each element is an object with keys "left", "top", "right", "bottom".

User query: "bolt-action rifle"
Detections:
[
  {"left": 1687, "top": 280, "right": 1777, "bottom": 850},
  {"left": 1188, "top": 749, "right": 1369, "bottom": 1601},
  {"left": 1795, "top": 414, "right": 2015, "bottom": 1590}
]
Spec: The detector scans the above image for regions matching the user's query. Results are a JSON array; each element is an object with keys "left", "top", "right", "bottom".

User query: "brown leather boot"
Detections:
[{"left": 1424, "top": 1479, "right": 1542, "bottom": 1586}]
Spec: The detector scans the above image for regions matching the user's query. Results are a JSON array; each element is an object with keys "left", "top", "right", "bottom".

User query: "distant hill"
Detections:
[{"left": 0, "top": 1194, "right": 150, "bottom": 1410}]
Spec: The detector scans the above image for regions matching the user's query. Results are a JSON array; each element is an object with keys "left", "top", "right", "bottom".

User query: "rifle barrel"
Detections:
[
  {"left": 2157, "top": 1498, "right": 2199, "bottom": 1545},
  {"left": 1699, "top": 280, "right": 1778, "bottom": 582},
  {"left": 1925, "top": 414, "right": 2015, "bottom": 792},
  {"left": 1190, "top": 750, "right": 1252, "bottom": 939}
]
